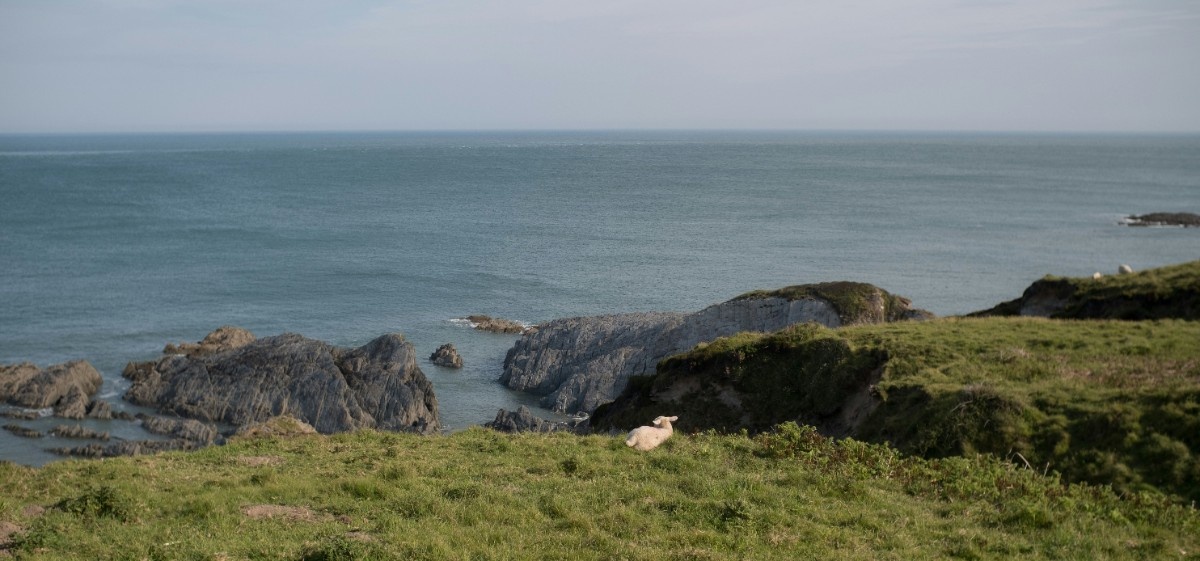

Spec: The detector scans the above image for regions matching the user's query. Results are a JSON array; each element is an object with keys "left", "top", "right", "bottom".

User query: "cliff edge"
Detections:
[{"left": 500, "top": 282, "right": 930, "bottom": 414}]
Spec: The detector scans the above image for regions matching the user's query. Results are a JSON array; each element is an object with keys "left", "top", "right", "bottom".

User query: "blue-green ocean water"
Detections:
[{"left": 1, "top": 131, "right": 1197, "bottom": 465}]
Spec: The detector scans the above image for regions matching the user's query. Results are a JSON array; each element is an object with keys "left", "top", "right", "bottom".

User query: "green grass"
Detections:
[
  {"left": 1, "top": 426, "right": 1197, "bottom": 560},
  {"left": 973, "top": 259, "right": 1200, "bottom": 319},
  {"left": 593, "top": 317, "right": 1200, "bottom": 503}
]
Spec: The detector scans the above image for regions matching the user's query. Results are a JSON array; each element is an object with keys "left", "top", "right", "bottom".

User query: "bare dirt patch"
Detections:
[
  {"left": 0, "top": 521, "right": 22, "bottom": 557},
  {"left": 241, "top": 504, "right": 321, "bottom": 522},
  {"left": 236, "top": 455, "right": 285, "bottom": 467},
  {"left": 19, "top": 505, "right": 44, "bottom": 518}
]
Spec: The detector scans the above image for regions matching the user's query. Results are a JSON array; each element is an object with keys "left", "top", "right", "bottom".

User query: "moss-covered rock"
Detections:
[{"left": 735, "top": 281, "right": 932, "bottom": 324}]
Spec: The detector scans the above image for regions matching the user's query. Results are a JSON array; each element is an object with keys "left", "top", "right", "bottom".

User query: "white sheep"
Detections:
[{"left": 625, "top": 415, "right": 678, "bottom": 451}]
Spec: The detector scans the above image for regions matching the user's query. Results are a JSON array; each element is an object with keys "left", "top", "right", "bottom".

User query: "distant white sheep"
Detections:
[{"left": 625, "top": 415, "right": 678, "bottom": 451}]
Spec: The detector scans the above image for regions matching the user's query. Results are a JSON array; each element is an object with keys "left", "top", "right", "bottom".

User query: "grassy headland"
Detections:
[
  {"left": 971, "top": 259, "right": 1200, "bottom": 319},
  {"left": 593, "top": 317, "right": 1200, "bottom": 503},
  {"left": 4, "top": 261, "right": 1200, "bottom": 558},
  {"left": 1, "top": 426, "right": 1197, "bottom": 560}
]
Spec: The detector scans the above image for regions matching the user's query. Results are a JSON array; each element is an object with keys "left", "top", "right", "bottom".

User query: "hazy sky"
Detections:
[{"left": 2, "top": 0, "right": 1198, "bottom": 133}]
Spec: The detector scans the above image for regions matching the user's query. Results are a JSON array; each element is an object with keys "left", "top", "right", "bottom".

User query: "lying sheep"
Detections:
[{"left": 625, "top": 415, "right": 678, "bottom": 451}]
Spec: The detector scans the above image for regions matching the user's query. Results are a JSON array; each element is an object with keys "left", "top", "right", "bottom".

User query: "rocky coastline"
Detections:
[
  {"left": 0, "top": 281, "right": 933, "bottom": 460},
  {"left": 123, "top": 329, "right": 440, "bottom": 434},
  {"left": 2, "top": 326, "right": 442, "bottom": 461},
  {"left": 500, "top": 282, "right": 931, "bottom": 414},
  {"left": 9, "top": 263, "right": 1194, "bottom": 462}
]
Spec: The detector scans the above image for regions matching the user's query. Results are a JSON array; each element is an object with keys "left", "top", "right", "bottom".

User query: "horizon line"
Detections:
[{"left": 3, "top": 127, "right": 1200, "bottom": 137}]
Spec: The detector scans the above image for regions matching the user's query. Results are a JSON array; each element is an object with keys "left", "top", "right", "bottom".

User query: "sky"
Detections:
[{"left": 1, "top": 0, "right": 1198, "bottom": 133}]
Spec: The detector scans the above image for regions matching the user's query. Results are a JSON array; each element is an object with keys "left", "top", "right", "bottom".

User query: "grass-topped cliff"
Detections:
[
  {"left": 594, "top": 261, "right": 1200, "bottom": 503},
  {"left": 1, "top": 427, "right": 1196, "bottom": 560},
  {"left": 735, "top": 281, "right": 931, "bottom": 323},
  {"left": 593, "top": 317, "right": 1200, "bottom": 503},
  {"left": 971, "top": 259, "right": 1200, "bottom": 319}
]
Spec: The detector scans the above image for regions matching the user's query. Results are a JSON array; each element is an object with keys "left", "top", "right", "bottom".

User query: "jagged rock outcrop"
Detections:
[
  {"left": 1123, "top": 212, "right": 1200, "bottom": 227},
  {"left": 138, "top": 414, "right": 218, "bottom": 445},
  {"left": 50, "top": 424, "right": 111, "bottom": 440},
  {"left": 51, "top": 439, "right": 203, "bottom": 459},
  {"left": 0, "top": 410, "right": 41, "bottom": 420},
  {"left": 3, "top": 424, "right": 43, "bottom": 439},
  {"left": 84, "top": 399, "right": 114, "bottom": 420},
  {"left": 464, "top": 315, "right": 529, "bottom": 334},
  {"left": 0, "top": 360, "right": 103, "bottom": 418},
  {"left": 123, "top": 328, "right": 440, "bottom": 435},
  {"left": 484, "top": 405, "right": 576, "bottom": 433},
  {"left": 430, "top": 343, "right": 463, "bottom": 368},
  {"left": 162, "top": 325, "right": 256, "bottom": 357},
  {"left": 233, "top": 414, "right": 318, "bottom": 439},
  {"left": 501, "top": 282, "right": 930, "bottom": 414}
]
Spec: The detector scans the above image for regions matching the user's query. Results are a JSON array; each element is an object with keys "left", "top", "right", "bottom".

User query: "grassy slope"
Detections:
[
  {"left": 593, "top": 318, "right": 1200, "bottom": 502},
  {"left": 1, "top": 427, "right": 1197, "bottom": 560},
  {"left": 973, "top": 259, "right": 1200, "bottom": 319}
]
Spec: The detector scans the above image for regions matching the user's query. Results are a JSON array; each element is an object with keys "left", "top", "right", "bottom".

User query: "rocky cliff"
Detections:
[
  {"left": 501, "top": 282, "right": 930, "bottom": 414},
  {"left": 124, "top": 329, "right": 440, "bottom": 434}
]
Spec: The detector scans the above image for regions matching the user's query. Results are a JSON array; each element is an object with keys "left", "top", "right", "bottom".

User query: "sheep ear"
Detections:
[{"left": 668, "top": 416, "right": 678, "bottom": 422}]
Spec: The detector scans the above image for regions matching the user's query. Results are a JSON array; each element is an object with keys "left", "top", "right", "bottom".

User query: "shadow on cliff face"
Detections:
[
  {"left": 501, "top": 281, "right": 932, "bottom": 415},
  {"left": 590, "top": 323, "right": 889, "bottom": 436}
]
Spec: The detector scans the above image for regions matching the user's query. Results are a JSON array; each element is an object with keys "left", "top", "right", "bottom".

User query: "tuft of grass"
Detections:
[{"left": 0, "top": 426, "right": 1196, "bottom": 560}]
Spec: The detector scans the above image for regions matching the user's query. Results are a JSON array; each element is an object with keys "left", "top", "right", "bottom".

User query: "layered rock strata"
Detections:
[
  {"left": 124, "top": 329, "right": 440, "bottom": 435},
  {"left": 464, "top": 315, "right": 529, "bottom": 334},
  {"left": 0, "top": 360, "right": 104, "bottom": 419}
]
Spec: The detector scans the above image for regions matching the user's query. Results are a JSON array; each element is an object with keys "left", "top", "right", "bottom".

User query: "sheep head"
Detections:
[{"left": 652, "top": 415, "right": 679, "bottom": 427}]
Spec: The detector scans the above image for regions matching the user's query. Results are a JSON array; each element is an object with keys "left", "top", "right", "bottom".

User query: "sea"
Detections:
[{"left": 1, "top": 130, "right": 1197, "bottom": 466}]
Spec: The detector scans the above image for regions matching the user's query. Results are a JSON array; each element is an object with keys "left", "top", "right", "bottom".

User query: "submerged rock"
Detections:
[
  {"left": 50, "top": 424, "right": 110, "bottom": 441},
  {"left": 138, "top": 414, "right": 219, "bottom": 445},
  {"left": 124, "top": 328, "right": 440, "bottom": 434},
  {"left": 430, "top": 343, "right": 463, "bottom": 368},
  {"left": 501, "top": 282, "right": 930, "bottom": 414},
  {"left": 51, "top": 439, "right": 203, "bottom": 459},
  {"left": 2, "top": 424, "right": 43, "bottom": 439},
  {"left": 0, "top": 409, "right": 42, "bottom": 420}
]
